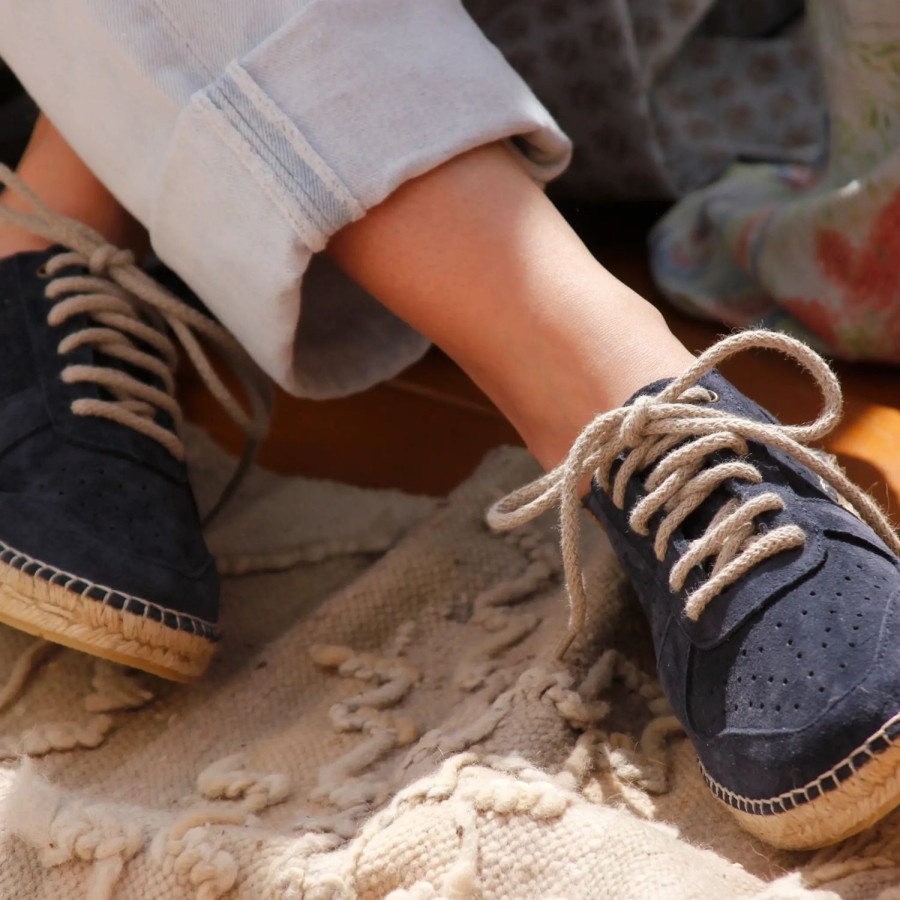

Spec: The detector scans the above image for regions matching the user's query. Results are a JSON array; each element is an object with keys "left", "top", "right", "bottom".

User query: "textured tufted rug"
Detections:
[{"left": 0, "top": 431, "right": 898, "bottom": 899}]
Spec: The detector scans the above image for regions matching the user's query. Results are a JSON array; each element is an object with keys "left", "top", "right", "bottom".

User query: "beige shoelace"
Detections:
[
  {"left": 0, "top": 163, "right": 273, "bottom": 523},
  {"left": 488, "top": 330, "right": 900, "bottom": 658}
]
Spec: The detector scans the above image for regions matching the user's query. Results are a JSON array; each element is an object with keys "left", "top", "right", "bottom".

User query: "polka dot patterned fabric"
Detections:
[{"left": 465, "top": 0, "right": 824, "bottom": 200}]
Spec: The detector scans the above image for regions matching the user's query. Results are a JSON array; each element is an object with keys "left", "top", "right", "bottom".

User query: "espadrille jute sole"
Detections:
[
  {"left": 703, "top": 711, "right": 900, "bottom": 850},
  {"left": 0, "top": 557, "right": 215, "bottom": 682}
]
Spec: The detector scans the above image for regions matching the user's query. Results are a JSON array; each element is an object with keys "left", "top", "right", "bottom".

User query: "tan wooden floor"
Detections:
[{"left": 182, "top": 204, "right": 899, "bottom": 521}]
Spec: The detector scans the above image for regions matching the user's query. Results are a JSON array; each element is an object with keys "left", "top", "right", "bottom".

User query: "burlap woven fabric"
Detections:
[{"left": 0, "top": 432, "right": 897, "bottom": 898}]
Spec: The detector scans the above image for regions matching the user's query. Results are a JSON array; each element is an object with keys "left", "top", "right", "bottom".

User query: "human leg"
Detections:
[
  {"left": 326, "top": 142, "right": 696, "bottom": 470},
  {"left": 0, "top": 115, "right": 146, "bottom": 257}
]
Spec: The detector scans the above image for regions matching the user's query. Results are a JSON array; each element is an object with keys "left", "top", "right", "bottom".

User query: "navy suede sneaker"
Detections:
[
  {"left": 489, "top": 331, "right": 900, "bottom": 849},
  {"left": 0, "top": 168, "right": 270, "bottom": 681},
  {"left": 0, "top": 247, "right": 221, "bottom": 680}
]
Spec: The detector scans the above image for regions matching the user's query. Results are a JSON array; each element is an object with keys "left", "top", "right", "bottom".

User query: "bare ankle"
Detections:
[
  {"left": 0, "top": 115, "right": 149, "bottom": 261},
  {"left": 0, "top": 196, "right": 52, "bottom": 257}
]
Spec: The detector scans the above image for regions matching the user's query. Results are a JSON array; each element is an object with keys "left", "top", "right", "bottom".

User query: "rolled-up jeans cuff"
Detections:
[
  {"left": 226, "top": 3, "right": 569, "bottom": 242},
  {"left": 0, "top": 0, "right": 571, "bottom": 395}
]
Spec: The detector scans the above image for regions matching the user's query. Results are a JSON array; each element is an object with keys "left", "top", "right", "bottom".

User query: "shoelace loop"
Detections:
[
  {"left": 0, "top": 164, "right": 273, "bottom": 524},
  {"left": 487, "top": 330, "right": 900, "bottom": 659}
]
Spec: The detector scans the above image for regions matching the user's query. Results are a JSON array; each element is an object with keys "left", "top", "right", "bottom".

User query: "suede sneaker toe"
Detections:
[{"left": 490, "top": 330, "right": 900, "bottom": 850}]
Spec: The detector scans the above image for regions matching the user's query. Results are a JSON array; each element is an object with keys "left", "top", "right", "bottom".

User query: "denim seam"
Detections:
[
  {"left": 208, "top": 79, "right": 329, "bottom": 238},
  {"left": 225, "top": 62, "right": 364, "bottom": 221},
  {"left": 205, "top": 69, "right": 361, "bottom": 244},
  {"left": 194, "top": 94, "right": 323, "bottom": 251}
]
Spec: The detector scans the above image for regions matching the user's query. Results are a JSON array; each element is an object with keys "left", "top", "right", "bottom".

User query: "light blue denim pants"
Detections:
[{"left": 0, "top": 0, "right": 571, "bottom": 396}]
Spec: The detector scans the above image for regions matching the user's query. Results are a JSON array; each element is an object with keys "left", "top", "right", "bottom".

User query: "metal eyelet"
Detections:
[{"left": 705, "top": 390, "right": 720, "bottom": 403}]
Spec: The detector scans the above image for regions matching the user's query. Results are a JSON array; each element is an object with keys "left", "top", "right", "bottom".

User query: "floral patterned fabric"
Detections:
[{"left": 651, "top": 1, "right": 900, "bottom": 362}]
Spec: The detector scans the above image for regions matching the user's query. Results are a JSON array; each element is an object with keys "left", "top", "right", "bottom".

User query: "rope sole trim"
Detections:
[
  {"left": 0, "top": 556, "right": 217, "bottom": 682},
  {"left": 701, "top": 711, "right": 900, "bottom": 849},
  {"left": 0, "top": 537, "right": 219, "bottom": 640}
]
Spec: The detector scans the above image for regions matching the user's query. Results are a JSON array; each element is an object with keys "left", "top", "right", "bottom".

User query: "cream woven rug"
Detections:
[{"left": 0, "top": 432, "right": 898, "bottom": 899}]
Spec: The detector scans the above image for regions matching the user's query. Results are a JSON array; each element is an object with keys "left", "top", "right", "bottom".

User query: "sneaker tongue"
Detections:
[
  {"left": 618, "top": 369, "right": 766, "bottom": 541},
  {"left": 631, "top": 370, "right": 819, "bottom": 643},
  {"left": 605, "top": 368, "right": 794, "bottom": 598}
]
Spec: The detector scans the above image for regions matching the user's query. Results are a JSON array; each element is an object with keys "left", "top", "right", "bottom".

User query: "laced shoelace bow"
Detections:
[
  {"left": 487, "top": 330, "right": 900, "bottom": 658},
  {"left": 0, "top": 163, "right": 273, "bottom": 524}
]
